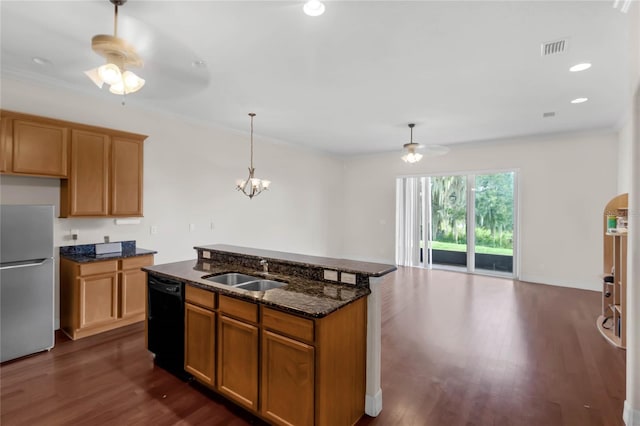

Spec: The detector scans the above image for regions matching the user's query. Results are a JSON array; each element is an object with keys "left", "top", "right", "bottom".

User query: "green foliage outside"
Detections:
[
  {"left": 429, "top": 173, "right": 514, "bottom": 253},
  {"left": 430, "top": 241, "right": 513, "bottom": 256}
]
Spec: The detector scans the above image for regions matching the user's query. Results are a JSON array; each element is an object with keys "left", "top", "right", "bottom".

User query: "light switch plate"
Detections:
[
  {"left": 341, "top": 272, "right": 357, "bottom": 285},
  {"left": 323, "top": 269, "right": 338, "bottom": 281}
]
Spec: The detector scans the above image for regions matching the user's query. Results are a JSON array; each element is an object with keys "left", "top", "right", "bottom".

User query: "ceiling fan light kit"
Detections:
[
  {"left": 401, "top": 123, "right": 423, "bottom": 163},
  {"left": 304, "top": 0, "right": 326, "bottom": 16},
  {"left": 86, "top": 0, "right": 145, "bottom": 98}
]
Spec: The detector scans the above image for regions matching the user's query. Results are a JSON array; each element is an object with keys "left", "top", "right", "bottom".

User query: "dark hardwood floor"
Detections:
[{"left": 1, "top": 267, "right": 625, "bottom": 426}]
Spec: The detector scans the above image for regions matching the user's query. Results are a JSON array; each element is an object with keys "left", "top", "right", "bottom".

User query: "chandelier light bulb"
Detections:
[
  {"left": 304, "top": 0, "right": 326, "bottom": 16},
  {"left": 98, "top": 63, "right": 122, "bottom": 85}
]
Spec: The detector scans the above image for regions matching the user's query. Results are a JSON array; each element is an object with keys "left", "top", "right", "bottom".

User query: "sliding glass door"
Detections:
[
  {"left": 473, "top": 172, "right": 515, "bottom": 274},
  {"left": 397, "top": 170, "right": 517, "bottom": 277},
  {"left": 429, "top": 175, "right": 467, "bottom": 269}
]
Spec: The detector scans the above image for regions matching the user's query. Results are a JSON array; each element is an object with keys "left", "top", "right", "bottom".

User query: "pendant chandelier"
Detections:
[
  {"left": 401, "top": 123, "right": 423, "bottom": 163},
  {"left": 236, "top": 113, "right": 271, "bottom": 199}
]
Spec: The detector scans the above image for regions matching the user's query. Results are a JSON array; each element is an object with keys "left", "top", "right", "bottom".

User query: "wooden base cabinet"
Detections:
[
  {"left": 261, "top": 330, "right": 315, "bottom": 426},
  {"left": 61, "top": 255, "right": 154, "bottom": 340},
  {"left": 185, "top": 303, "right": 216, "bottom": 386},
  {"left": 183, "top": 286, "right": 367, "bottom": 426},
  {"left": 218, "top": 315, "right": 259, "bottom": 410}
]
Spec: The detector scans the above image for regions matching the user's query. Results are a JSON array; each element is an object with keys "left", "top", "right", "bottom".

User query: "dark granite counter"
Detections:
[
  {"left": 143, "top": 259, "right": 371, "bottom": 319},
  {"left": 60, "top": 241, "right": 157, "bottom": 263},
  {"left": 195, "top": 244, "right": 397, "bottom": 277}
]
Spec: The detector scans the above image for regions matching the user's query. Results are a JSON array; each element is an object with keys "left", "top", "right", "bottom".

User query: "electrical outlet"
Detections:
[
  {"left": 70, "top": 229, "right": 79, "bottom": 240},
  {"left": 150, "top": 225, "right": 158, "bottom": 235},
  {"left": 341, "top": 272, "right": 357, "bottom": 285},
  {"left": 202, "top": 251, "right": 211, "bottom": 259},
  {"left": 189, "top": 223, "right": 196, "bottom": 232},
  {"left": 323, "top": 270, "right": 338, "bottom": 281}
]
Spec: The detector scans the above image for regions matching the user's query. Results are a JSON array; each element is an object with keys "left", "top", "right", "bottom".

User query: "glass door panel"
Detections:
[
  {"left": 429, "top": 175, "right": 467, "bottom": 268},
  {"left": 473, "top": 172, "right": 514, "bottom": 273}
]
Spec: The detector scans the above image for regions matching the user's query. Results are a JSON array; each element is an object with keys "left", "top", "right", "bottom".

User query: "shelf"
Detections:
[
  {"left": 613, "top": 304, "right": 621, "bottom": 314},
  {"left": 606, "top": 231, "right": 628, "bottom": 236},
  {"left": 596, "top": 315, "right": 625, "bottom": 349}
]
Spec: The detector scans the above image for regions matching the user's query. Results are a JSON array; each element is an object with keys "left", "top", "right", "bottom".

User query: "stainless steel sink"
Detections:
[
  {"left": 203, "top": 273, "right": 258, "bottom": 286},
  {"left": 235, "top": 280, "right": 286, "bottom": 292}
]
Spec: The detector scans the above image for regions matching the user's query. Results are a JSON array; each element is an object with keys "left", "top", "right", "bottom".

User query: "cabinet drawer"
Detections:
[
  {"left": 262, "top": 307, "right": 314, "bottom": 343},
  {"left": 186, "top": 285, "right": 216, "bottom": 310},
  {"left": 219, "top": 295, "right": 258, "bottom": 323},
  {"left": 121, "top": 255, "right": 154, "bottom": 270},
  {"left": 79, "top": 260, "right": 118, "bottom": 276}
]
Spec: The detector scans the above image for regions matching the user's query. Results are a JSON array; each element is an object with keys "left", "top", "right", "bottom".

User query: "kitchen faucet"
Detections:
[{"left": 260, "top": 259, "right": 269, "bottom": 274}]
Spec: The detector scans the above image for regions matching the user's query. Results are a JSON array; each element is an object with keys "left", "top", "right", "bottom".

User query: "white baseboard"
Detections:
[
  {"left": 365, "top": 389, "right": 383, "bottom": 417},
  {"left": 624, "top": 400, "right": 640, "bottom": 425}
]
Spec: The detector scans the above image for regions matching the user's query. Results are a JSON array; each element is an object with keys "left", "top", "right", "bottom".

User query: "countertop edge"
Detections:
[
  {"left": 143, "top": 262, "right": 371, "bottom": 319},
  {"left": 195, "top": 244, "right": 397, "bottom": 277}
]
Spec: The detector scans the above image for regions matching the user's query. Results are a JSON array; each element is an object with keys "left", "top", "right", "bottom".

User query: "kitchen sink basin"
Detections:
[
  {"left": 235, "top": 280, "right": 286, "bottom": 292},
  {"left": 203, "top": 273, "right": 258, "bottom": 286}
]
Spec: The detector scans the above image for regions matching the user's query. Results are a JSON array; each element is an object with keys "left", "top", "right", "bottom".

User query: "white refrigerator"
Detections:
[{"left": 0, "top": 204, "right": 55, "bottom": 362}]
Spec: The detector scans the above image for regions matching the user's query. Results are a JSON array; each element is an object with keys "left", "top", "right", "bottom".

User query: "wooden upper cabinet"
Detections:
[
  {"left": 61, "top": 132, "right": 145, "bottom": 217},
  {"left": 63, "top": 130, "right": 110, "bottom": 217},
  {"left": 0, "top": 114, "right": 69, "bottom": 177},
  {"left": 111, "top": 137, "right": 143, "bottom": 216},
  {"left": 0, "top": 110, "right": 147, "bottom": 218}
]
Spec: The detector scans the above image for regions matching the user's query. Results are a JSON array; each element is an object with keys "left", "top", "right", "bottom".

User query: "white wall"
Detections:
[
  {"left": 0, "top": 77, "right": 345, "bottom": 328},
  {"left": 341, "top": 131, "right": 618, "bottom": 291}
]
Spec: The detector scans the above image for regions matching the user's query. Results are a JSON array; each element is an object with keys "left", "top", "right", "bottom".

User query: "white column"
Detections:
[
  {"left": 365, "top": 276, "right": 383, "bottom": 416},
  {"left": 624, "top": 75, "right": 640, "bottom": 425}
]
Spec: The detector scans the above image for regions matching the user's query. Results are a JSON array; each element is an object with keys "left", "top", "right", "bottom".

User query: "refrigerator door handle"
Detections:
[{"left": 0, "top": 258, "right": 50, "bottom": 270}]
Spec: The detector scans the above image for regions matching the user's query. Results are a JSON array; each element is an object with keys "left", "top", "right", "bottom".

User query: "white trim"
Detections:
[
  {"left": 365, "top": 277, "right": 383, "bottom": 417},
  {"left": 624, "top": 400, "right": 640, "bottom": 425},
  {"left": 365, "top": 389, "right": 383, "bottom": 417}
]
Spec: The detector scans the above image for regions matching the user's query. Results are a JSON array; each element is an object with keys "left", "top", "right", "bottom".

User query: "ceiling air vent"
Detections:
[
  {"left": 543, "top": 112, "right": 556, "bottom": 118},
  {"left": 541, "top": 39, "right": 568, "bottom": 56}
]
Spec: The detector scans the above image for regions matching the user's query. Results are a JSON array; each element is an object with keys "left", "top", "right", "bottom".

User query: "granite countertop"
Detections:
[
  {"left": 195, "top": 244, "right": 397, "bottom": 277},
  {"left": 144, "top": 260, "right": 371, "bottom": 319},
  {"left": 60, "top": 241, "right": 157, "bottom": 263}
]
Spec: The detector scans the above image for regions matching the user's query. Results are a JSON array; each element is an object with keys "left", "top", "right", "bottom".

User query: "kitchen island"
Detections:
[{"left": 143, "top": 244, "right": 396, "bottom": 425}]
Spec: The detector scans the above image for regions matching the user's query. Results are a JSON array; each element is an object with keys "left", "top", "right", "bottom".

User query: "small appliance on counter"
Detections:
[{"left": 0, "top": 204, "right": 55, "bottom": 363}]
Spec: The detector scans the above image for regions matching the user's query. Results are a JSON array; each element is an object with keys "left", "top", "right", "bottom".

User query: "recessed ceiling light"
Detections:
[
  {"left": 569, "top": 63, "right": 591, "bottom": 72},
  {"left": 192, "top": 60, "right": 207, "bottom": 68},
  {"left": 571, "top": 97, "right": 589, "bottom": 104},
  {"left": 303, "top": 0, "right": 325, "bottom": 16},
  {"left": 32, "top": 57, "right": 52, "bottom": 66}
]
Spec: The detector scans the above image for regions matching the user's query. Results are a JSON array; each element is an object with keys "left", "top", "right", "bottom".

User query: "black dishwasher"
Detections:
[{"left": 147, "top": 273, "right": 188, "bottom": 378}]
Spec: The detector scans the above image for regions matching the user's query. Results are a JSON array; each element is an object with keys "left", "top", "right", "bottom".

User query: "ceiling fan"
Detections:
[{"left": 84, "top": 0, "right": 145, "bottom": 96}]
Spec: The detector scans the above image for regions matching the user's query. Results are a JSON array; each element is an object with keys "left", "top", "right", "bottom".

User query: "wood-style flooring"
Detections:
[{"left": 1, "top": 268, "right": 626, "bottom": 426}]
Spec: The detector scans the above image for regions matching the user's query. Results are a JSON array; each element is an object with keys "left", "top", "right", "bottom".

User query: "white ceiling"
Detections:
[{"left": 0, "top": 1, "right": 634, "bottom": 155}]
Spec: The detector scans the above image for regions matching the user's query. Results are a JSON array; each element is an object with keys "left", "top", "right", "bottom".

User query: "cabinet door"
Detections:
[
  {"left": 111, "top": 137, "right": 143, "bottom": 216},
  {"left": 12, "top": 119, "right": 68, "bottom": 177},
  {"left": 217, "top": 315, "right": 259, "bottom": 411},
  {"left": 261, "top": 330, "right": 315, "bottom": 426},
  {"left": 67, "top": 130, "right": 109, "bottom": 216},
  {"left": 120, "top": 268, "right": 146, "bottom": 319},
  {"left": 185, "top": 303, "right": 216, "bottom": 387},
  {"left": 79, "top": 272, "right": 118, "bottom": 330}
]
